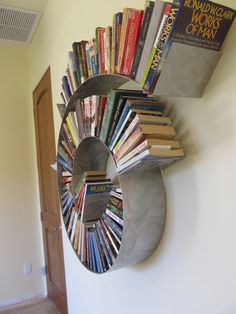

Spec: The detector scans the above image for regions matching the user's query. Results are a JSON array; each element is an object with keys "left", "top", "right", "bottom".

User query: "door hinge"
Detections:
[{"left": 40, "top": 212, "right": 43, "bottom": 221}]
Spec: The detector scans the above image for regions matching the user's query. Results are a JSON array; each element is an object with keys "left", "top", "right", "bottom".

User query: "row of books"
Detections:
[
  {"left": 58, "top": 88, "right": 184, "bottom": 174},
  {"left": 61, "top": 0, "right": 235, "bottom": 102},
  {"left": 58, "top": 167, "right": 124, "bottom": 273}
]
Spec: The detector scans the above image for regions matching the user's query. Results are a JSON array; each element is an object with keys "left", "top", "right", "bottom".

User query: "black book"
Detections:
[{"left": 130, "top": 3, "right": 154, "bottom": 79}]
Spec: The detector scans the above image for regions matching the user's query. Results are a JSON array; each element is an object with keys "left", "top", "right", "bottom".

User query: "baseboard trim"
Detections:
[{"left": 0, "top": 292, "right": 46, "bottom": 309}]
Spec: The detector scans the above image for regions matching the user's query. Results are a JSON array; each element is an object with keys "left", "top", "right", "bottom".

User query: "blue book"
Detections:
[
  {"left": 91, "top": 231, "right": 102, "bottom": 273},
  {"left": 62, "top": 76, "right": 72, "bottom": 99}
]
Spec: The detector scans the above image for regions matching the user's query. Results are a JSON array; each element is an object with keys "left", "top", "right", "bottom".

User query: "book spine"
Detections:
[
  {"left": 117, "top": 139, "right": 149, "bottom": 167},
  {"left": 77, "top": 42, "right": 85, "bottom": 83},
  {"left": 130, "top": 5, "right": 154, "bottom": 79},
  {"left": 144, "top": 5, "right": 180, "bottom": 93},
  {"left": 89, "top": 39, "right": 98, "bottom": 76},
  {"left": 62, "top": 75, "right": 72, "bottom": 99},
  {"left": 80, "top": 41, "right": 89, "bottom": 81},
  {"left": 135, "top": 0, "right": 165, "bottom": 84},
  {"left": 104, "top": 27, "right": 112, "bottom": 74},
  {"left": 94, "top": 228, "right": 109, "bottom": 272},
  {"left": 100, "top": 220, "right": 119, "bottom": 255},
  {"left": 68, "top": 51, "right": 79, "bottom": 90},
  {"left": 122, "top": 10, "right": 143, "bottom": 76},
  {"left": 107, "top": 101, "right": 123, "bottom": 146},
  {"left": 91, "top": 231, "right": 102, "bottom": 273},
  {"left": 95, "top": 222, "right": 112, "bottom": 267},
  {"left": 105, "top": 208, "right": 124, "bottom": 227},
  {"left": 66, "top": 66, "right": 75, "bottom": 94},
  {"left": 113, "top": 113, "right": 139, "bottom": 153},
  {"left": 85, "top": 42, "right": 92, "bottom": 78},
  {"left": 72, "top": 42, "right": 82, "bottom": 86},
  {"left": 115, "top": 12, "right": 123, "bottom": 73},
  {"left": 114, "top": 127, "right": 143, "bottom": 161},
  {"left": 141, "top": 3, "right": 172, "bottom": 87},
  {"left": 117, "top": 8, "right": 130, "bottom": 73},
  {"left": 111, "top": 14, "right": 116, "bottom": 74},
  {"left": 97, "top": 221, "right": 115, "bottom": 263},
  {"left": 75, "top": 100, "right": 85, "bottom": 140},
  {"left": 96, "top": 96, "right": 107, "bottom": 137},
  {"left": 102, "top": 214, "right": 122, "bottom": 239}
]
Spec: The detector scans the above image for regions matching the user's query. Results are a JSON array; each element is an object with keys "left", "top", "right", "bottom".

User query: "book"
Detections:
[
  {"left": 117, "top": 147, "right": 184, "bottom": 173},
  {"left": 120, "top": 9, "right": 143, "bottom": 75},
  {"left": 104, "top": 26, "right": 112, "bottom": 74},
  {"left": 114, "top": 124, "right": 176, "bottom": 161},
  {"left": 81, "top": 182, "right": 112, "bottom": 223},
  {"left": 72, "top": 42, "right": 82, "bottom": 86},
  {"left": 117, "top": 138, "right": 181, "bottom": 167},
  {"left": 114, "top": 12, "right": 123, "bottom": 73},
  {"left": 142, "top": 3, "right": 180, "bottom": 92},
  {"left": 117, "top": 8, "right": 134, "bottom": 73},
  {"left": 57, "top": 103, "right": 66, "bottom": 119},
  {"left": 68, "top": 51, "right": 79, "bottom": 90},
  {"left": 150, "top": 1, "right": 236, "bottom": 93},
  {"left": 96, "top": 96, "right": 107, "bottom": 137},
  {"left": 130, "top": 1, "right": 155, "bottom": 78},
  {"left": 105, "top": 208, "right": 124, "bottom": 227},
  {"left": 75, "top": 99, "right": 85, "bottom": 139},
  {"left": 141, "top": 2, "right": 173, "bottom": 87},
  {"left": 171, "top": 0, "right": 236, "bottom": 52},
  {"left": 96, "top": 27, "right": 106, "bottom": 74},
  {"left": 135, "top": 0, "right": 166, "bottom": 84}
]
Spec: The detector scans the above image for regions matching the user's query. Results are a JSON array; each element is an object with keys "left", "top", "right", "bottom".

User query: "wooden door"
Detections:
[{"left": 33, "top": 68, "right": 68, "bottom": 314}]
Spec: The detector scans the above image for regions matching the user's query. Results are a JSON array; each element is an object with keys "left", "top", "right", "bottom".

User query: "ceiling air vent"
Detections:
[{"left": 0, "top": 4, "right": 42, "bottom": 44}]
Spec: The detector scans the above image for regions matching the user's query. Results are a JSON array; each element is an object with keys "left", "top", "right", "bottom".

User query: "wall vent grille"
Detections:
[{"left": 0, "top": 5, "right": 41, "bottom": 44}]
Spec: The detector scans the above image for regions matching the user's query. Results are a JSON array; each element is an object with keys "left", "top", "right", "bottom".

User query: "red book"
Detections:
[{"left": 122, "top": 10, "right": 143, "bottom": 75}]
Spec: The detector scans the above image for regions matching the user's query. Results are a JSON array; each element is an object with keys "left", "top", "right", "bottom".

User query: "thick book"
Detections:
[
  {"left": 171, "top": 0, "right": 236, "bottom": 51},
  {"left": 150, "top": 1, "right": 235, "bottom": 93},
  {"left": 135, "top": 0, "right": 166, "bottom": 84}
]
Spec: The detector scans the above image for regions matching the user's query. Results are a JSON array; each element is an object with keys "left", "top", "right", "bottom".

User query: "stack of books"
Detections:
[{"left": 61, "top": 0, "right": 235, "bottom": 102}]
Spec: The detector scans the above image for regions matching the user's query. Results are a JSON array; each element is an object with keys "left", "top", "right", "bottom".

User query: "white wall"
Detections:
[
  {"left": 0, "top": 44, "right": 45, "bottom": 306},
  {"left": 28, "top": 0, "right": 236, "bottom": 313}
]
